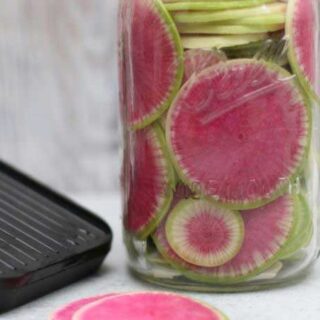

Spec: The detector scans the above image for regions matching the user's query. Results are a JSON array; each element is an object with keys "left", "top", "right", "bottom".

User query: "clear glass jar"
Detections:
[{"left": 118, "top": 0, "right": 320, "bottom": 291}]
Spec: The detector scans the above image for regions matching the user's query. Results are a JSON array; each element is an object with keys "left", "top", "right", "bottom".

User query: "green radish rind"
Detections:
[
  {"left": 153, "top": 195, "right": 298, "bottom": 284},
  {"left": 181, "top": 34, "right": 268, "bottom": 49},
  {"left": 220, "top": 13, "right": 286, "bottom": 25},
  {"left": 166, "top": 59, "right": 311, "bottom": 210},
  {"left": 165, "top": 199, "right": 245, "bottom": 267},
  {"left": 226, "top": 44, "right": 289, "bottom": 67},
  {"left": 157, "top": 119, "right": 179, "bottom": 187},
  {"left": 223, "top": 32, "right": 283, "bottom": 53},
  {"left": 225, "top": 45, "right": 288, "bottom": 64},
  {"left": 159, "top": 112, "right": 168, "bottom": 131},
  {"left": 279, "top": 194, "right": 313, "bottom": 259},
  {"left": 302, "top": 220, "right": 313, "bottom": 248},
  {"left": 153, "top": 123, "right": 177, "bottom": 191},
  {"left": 131, "top": 0, "right": 184, "bottom": 130},
  {"left": 251, "top": 261, "right": 283, "bottom": 280},
  {"left": 285, "top": 0, "right": 320, "bottom": 104},
  {"left": 178, "top": 24, "right": 284, "bottom": 35},
  {"left": 172, "top": 3, "right": 287, "bottom": 24},
  {"left": 165, "top": 0, "right": 275, "bottom": 11},
  {"left": 130, "top": 124, "right": 176, "bottom": 240},
  {"left": 223, "top": 34, "right": 288, "bottom": 65}
]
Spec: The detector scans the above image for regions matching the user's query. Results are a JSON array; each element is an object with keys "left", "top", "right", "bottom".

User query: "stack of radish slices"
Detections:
[
  {"left": 121, "top": 0, "right": 316, "bottom": 286},
  {"left": 51, "top": 292, "right": 228, "bottom": 320},
  {"left": 164, "top": 1, "right": 287, "bottom": 49}
]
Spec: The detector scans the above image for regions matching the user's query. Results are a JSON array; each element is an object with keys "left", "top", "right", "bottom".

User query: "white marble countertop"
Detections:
[{"left": 2, "top": 193, "right": 320, "bottom": 320}]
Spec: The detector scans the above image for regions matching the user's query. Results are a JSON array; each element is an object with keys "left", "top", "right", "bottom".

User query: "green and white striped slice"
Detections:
[
  {"left": 165, "top": 0, "right": 275, "bottom": 11},
  {"left": 173, "top": 3, "right": 287, "bottom": 23},
  {"left": 181, "top": 34, "right": 267, "bottom": 49},
  {"left": 165, "top": 199, "right": 244, "bottom": 268},
  {"left": 178, "top": 23, "right": 284, "bottom": 34},
  {"left": 226, "top": 13, "right": 286, "bottom": 25}
]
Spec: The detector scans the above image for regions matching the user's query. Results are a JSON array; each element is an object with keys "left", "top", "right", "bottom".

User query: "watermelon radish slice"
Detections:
[
  {"left": 124, "top": 124, "right": 175, "bottom": 239},
  {"left": 160, "top": 50, "right": 226, "bottom": 128},
  {"left": 184, "top": 49, "right": 227, "bottom": 82},
  {"left": 173, "top": 3, "right": 287, "bottom": 24},
  {"left": 165, "top": 199, "right": 244, "bottom": 267},
  {"left": 165, "top": 0, "right": 275, "bottom": 11},
  {"left": 126, "top": 0, "right": 183, "bottom": 129},
  {"left": 73, "top": 292, "right": 229, "bottom": 320},
  {"left": 50, "top": 294, "right": 116, "bottom": 320},
  {"left": 146, "top": 184, "right": 194, "bottom": 266},
  {"left": 153, "top": 195, "right": 296, "bottom": 283},
  {"left": 167, "top": 59, "right": 310, "bottom": 209},
  {"left": 286, "top": 0, "right": 319, "bottom": 101}
]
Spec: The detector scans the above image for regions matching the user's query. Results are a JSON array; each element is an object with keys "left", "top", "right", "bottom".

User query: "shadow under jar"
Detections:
[{"left": 118, "top": 0, "right": 320, "bottom": 292}]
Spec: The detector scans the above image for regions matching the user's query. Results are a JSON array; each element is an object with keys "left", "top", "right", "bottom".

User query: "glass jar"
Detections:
[{"left": 118, "top": 0, "right": 320, "bottom": 291}]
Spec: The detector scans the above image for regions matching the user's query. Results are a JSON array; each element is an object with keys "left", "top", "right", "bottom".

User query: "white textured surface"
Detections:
[
  {"left": 0, "top": 1, "right": 120, "bottom": 193},
  {"left": 2, "top": 193, "right": 320, "bottom": 320}
]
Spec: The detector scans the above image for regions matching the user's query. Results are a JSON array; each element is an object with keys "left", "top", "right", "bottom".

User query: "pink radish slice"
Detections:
[
  {"left": 153, "top": 195, "right": 296, "bottom": 282},
  {"left": 126, "top": 0, "right": 183, "bottom": 129},
  {"left": 286, "top": 0, "right": 319, "bottom": 99},
  {"left": 50, "top": 294, "right": 116, "bottom": 320},
  {"left": 184, "top": 49, "right": 227, "bottom": 83},
  {"left": 167, "top": 59, "right": 309, "bottom": 209},
  {"left": 73, "top": 292, "right": 228, "bottom": 320},
  {"left": 124, "top": 124, "right": 174, "bottom": 239}
]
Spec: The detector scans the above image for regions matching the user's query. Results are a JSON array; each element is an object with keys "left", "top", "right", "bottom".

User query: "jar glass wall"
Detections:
[{"left": 118, "top": 0, "right": 320, "bottom": 291}]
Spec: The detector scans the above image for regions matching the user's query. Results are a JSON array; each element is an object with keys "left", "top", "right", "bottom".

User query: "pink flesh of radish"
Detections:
[
  {"left": 168, "top": 60, "right": 308, "bottom": 206},
  {"left": 154, "top": 195, "right": 294, "bottom": 280},
  {"left": 73, "top": 292, "right": 226, "bottom": 320},
  {"left": 127, "top": 0, "right": 180, "bottom": 127},
  {"left": 183, "top": 49, "right": 226, "bottom": 83},
  {"left": 292, "top": 0, "right": 316, "bottom": 86},
  {"left": 50, "top": 294, "right": 115, "bottom": 320},
  {"left": 125, "top": 127, "right": 171, "bottom": 235},
  {"left": 186, "top": 212, "right": 232, "bottom": 255}
]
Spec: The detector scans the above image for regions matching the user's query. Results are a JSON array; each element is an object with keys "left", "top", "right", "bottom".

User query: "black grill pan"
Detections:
[{"left": 0, "top": 161, "right": 112, "bottom": 313}]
